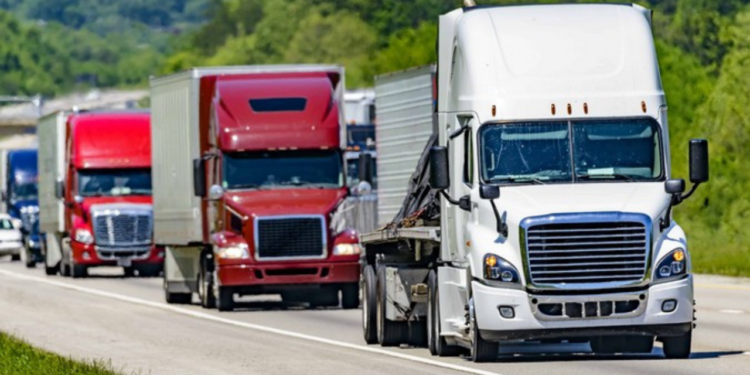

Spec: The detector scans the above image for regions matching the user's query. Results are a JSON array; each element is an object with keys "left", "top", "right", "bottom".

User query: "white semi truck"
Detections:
[{"left": 360, "top": 3, "right": 708, "bottom": 362}]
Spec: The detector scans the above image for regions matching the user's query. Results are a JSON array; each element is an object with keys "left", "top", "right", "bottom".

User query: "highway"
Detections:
[{"left": 0, "top": 260, "right": 748, "bottom": 375}]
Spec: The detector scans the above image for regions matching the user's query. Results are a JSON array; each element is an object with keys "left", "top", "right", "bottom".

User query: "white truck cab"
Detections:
[{"left": 360, "top": 3, "right": 707, "bottom": 362}]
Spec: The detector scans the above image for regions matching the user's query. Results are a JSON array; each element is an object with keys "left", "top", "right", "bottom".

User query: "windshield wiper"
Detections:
[
  {"left": 577, "top": 173, "right": 637, "bottom": 182},
  {"left": 492, "top": 177, "right": 546, "bottom": 185},
  {"left": 231, "top": 183, "right": 262, "bottom": 189}
]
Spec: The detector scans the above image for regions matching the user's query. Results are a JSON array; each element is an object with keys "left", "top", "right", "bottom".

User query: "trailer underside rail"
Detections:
[{"left": 361, "top": 226, "right": 440, "bottom": 245}]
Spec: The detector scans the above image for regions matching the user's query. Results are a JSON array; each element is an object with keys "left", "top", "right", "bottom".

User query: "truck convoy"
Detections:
[
  {"left": 150, "top": 66, "right": 361, "bottom": 311},
  {"left": 360, "top": 3, "right": 708, "bottom": 362},
  {"left": 38, "top": 110, "right": 163, "bottom": 278},
  {"left": 1, "top": 149, "right": 41, "bottom": 267}
]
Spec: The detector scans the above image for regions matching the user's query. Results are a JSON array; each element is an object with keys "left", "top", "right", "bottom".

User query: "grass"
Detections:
[{"left": 0, "top": 332, "right": 122, "bottom": 375}]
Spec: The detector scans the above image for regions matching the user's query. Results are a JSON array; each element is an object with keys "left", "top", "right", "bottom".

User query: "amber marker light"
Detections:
[
  {"left": 551, "top": 104, "right": 556, "bottom": 115},
  {"left": 491, "top": 105, "right": 497, "bottom": 117},
  {"left": 641, "top": 101, "right": 647, "bottom": 113},
  {"left": 567, "top": 103, "right": 572, "bottom": 115},
  {"left": 485, "top": 255, "right": 497, "bottom": 267},
  {"left": 583, "top": 103, "right": 589, "bottom": 114},
  {"left": 673, "top": 249, "right": 685, "bottom": 262}
]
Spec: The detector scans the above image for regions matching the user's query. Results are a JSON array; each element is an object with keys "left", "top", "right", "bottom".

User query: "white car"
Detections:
[{"left": 0, "top": 213, "right": 23, "bottom": 261}]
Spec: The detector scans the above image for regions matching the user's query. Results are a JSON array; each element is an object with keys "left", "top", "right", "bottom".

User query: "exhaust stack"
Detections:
[{"left": 464, "top": 0, "right": 477, "bottom": 7}]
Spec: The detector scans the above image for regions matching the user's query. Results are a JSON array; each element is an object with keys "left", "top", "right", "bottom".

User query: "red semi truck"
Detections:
[
  {"left": 150, "top": 66, "right": 362, "bottom": 311},
  {"left": 38, "top": 110, "right": 163, "bottom": 278}
]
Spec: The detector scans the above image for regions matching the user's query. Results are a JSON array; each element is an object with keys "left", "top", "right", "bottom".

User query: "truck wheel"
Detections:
[
  {"left": 70, "top": 262, "right": 88, "bottom": 278},
  {"left": 362, "top": 265, "right": 378, "bottom": 344},
  {"left": 470, "top": 297, "right": 498, "bottom": 362},
  {"left": 341, "top": 282, "right": 359, "bottom": 309},
  {"left": 662, "top": 329, "right": 692, "bottom": 359},
  {"left": 216, "top": 287, "right": 235, "bottom": 312},
  {"left": 428, "top": 270, "right": 460, "bottom": 356},
  {"left": 135, "top": 264, "right": 162, "bottom": 277},
  {"left": 10, "top": 254, "right": 21, "bottom": 261},
  {"left": 123, "top": 266, "right": 136, "bottom": 278},
  {"left": 376, "top": 266, "right": 408, "bottom": 346},
  {"left": 198, "top": 255, "right": 216, "bottom": 309},
  {"left": 591, "top": 336, "right": 654, "bottom": 354}
]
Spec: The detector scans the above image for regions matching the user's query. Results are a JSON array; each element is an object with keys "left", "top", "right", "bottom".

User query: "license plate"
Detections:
[{"left": 117, "top": 258, "right": 132, "bottom": 267}]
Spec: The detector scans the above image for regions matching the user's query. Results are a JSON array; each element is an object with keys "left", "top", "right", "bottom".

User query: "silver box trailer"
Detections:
[
  {"left": 37, "top": 111, "right": 67, "bottom": 271},
  {"left": 374, "top": 66, "right": 435, "bottom": 227}
]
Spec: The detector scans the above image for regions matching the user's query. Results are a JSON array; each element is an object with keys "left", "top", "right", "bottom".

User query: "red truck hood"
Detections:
[
  {"left": 225, "top": 188, "right": 347, "bottom": 218},
  {"left": 81, "top": 196, "right": 153, "bottom": 212}
]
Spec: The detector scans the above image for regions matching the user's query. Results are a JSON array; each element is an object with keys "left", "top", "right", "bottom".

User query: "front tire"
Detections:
[
  {"left": 470, "top": 297, "right": 499, "bottom": 362},
  {"left": 341, "top": 282, "right": 359, "bottom": 309},
  {"left": 10, "top": 254, "right": 20, "bottom": 261},
  {"left": 198, "top": 253, "right": 216, "bottom": 309},
  {"left": 216, "top": 286, "right": 235, "bottom": 312},
  {"left": 662, "top": 329, "right": 692, "bottom": 359},
  {"left": 362, "top": 266, "right": 378, "bottom": 344},
  {"left": 428, "top": 270, "right": 460, "bottom": 356},
  {"left": 70, "top": 263, "right": 88, "bottom": 279}
]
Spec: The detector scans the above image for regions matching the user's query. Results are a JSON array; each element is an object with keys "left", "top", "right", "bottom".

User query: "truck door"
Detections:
[{"left": 447, "top": 115, "right": 475, "bottom": 262}]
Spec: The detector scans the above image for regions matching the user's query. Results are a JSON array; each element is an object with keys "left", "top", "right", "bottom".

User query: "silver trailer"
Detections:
[{"left": 37, "top": 111, "right": 68, "bottom": 274}]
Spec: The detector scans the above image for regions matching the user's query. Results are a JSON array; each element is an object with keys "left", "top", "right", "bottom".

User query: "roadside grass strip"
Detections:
[{"left": 0, "top": 332, "right": 123, "bottom": 375}]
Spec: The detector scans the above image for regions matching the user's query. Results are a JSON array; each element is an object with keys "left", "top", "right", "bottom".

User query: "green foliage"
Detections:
[{"left": 0, "top": 332, "right": 122, "bottom": 375}]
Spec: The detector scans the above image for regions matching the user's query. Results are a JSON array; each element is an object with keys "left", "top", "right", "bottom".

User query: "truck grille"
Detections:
[
  {"left": 91, "top": 205, "right": 153, "bottom": 247},
  {"left": 255, "top": 216, "right": 326, "bottom": 260},
  {"left": 525, "top": 220, "right": 648, "bottom": 286}
]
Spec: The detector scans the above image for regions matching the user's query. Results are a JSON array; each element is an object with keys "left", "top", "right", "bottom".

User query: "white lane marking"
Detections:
[
  {"left": 719, "top": 309, "right": 745, "bottom": 314},
  {"left": 0, "top": 269, "right": 501, "bottom": 375},
  {"left": 744, "top": 352, "right": 750, "bottom": 356}
]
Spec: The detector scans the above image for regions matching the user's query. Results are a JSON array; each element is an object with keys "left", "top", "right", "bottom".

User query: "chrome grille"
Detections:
[
  {"left": 255, "top": 216, "right": 326, "bottom": 260},
  {"left": 91, "top": 205, "right": 153, "bottom": 248},
  {"left": 525, "top": 219, "right": 648, "bottom": 287}
]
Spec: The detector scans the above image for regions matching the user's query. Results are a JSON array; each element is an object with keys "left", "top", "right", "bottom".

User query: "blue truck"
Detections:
[{"left": 1, "top": 149, "right": 40, "bottom": 267}]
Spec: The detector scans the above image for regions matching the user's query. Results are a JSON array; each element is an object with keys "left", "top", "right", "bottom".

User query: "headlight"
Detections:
[
  {"left": 655, "top": 248, "right": 687, "bottom": 282},
  {"left": 216, "top": 244, "right": 249, "bottom": 259},
  {"left": 484, "top": 254, "right": 520, "bottom": 283},
  {"left": 74, "top": 229, "right": 94, "bottom": 245},
  {"left": 333, "top": 243, "right": 361, "bottom": 256}
]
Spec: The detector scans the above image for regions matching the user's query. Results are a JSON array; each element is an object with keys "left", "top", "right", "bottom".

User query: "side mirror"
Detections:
[
  {"left": 358, "top": 153, "right": 373, "bottom": 184},
  {"left": 55, "top": 180, "right": 65, "bottom": 199},
  {"left": 208, "top": 184, "right": 224, "bottom": 201},
  {"left": 664, "top": 179, "right": 685, "bottom": 195},
  {"left": 479, "top": 185, "right": 500, "bottom": 200},
  {"left": 689, "top": 139, "right": 709, "bottom": 184},
  {"left": 429, "top": 146, "right": 450, "bottom": 190},
  {"left": 193, "top": 158, "right": 206, "bottom": 198}
]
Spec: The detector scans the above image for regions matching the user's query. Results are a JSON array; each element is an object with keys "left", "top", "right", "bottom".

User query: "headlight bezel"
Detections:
[
  {"left": 216, "top": 243, "right": 250, "bottom": 259},
  {"left": 483, "top": 254, "right": 521, "bottom": 284},
  {"left": 654, "top": 248, "right": 688, "bottom": 284},
  {"left": 74, "top": 228, "right": 94, "bottom": 245}
]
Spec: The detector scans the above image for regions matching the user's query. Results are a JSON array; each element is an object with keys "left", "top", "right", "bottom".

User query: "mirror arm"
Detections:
[
  {"left": 448, "top": 124, "right": 469, "bottom": 140},
  {"left": 439, "top": 190, "right": 460, "bottom": 205},
  {"left": 679, "top": 182, "right": 701, "bottom": 202},
  {"left": 488, "top": 199, "right": 508, "bottom": 237}
]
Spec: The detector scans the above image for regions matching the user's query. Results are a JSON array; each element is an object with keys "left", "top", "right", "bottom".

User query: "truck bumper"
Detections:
[
  {"left": 216, "top": 261, "right": 360, "bottom": 292},
  {"left": 473, "top": 275, "right": 694, "bottom": 341},
  {"left": 71, "top": 241, "right": 165, "bottom": 267}
]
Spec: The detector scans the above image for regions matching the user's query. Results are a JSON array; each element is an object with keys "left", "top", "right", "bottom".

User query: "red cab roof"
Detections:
[
  {"left": 69, "top": 111, "right": 151, "bottom": 169},
  {"left": 213, "top": 72, "right": 340, "bottom": 151}
]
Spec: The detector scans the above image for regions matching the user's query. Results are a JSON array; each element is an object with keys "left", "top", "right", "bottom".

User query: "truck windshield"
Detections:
[
  {"left": 78, "top": 168, "right": 152, "bottom": 197},
  {"left": 223, "top": 150, "right": 343, "bottom": 189},
  {"left": 12, "top": 183, "right": 38, "bottom": 201},
  {"left": 479, "top": 119, "right": 663, "bottom": 184}
]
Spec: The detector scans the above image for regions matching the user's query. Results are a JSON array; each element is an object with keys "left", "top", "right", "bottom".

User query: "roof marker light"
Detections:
[
  {"left": 567, "top": 103, "right": 572, "bottom": 115},
  {"left": 641, "top": 101, "right": 647, "bottom": 113},
  {"left": 551, "top": 104, "right": 556, "bottom": 115},
  {"left": 491, "top": 105, "right": 496, "bottom": 117},
  {"left": 583, "top": 103, "right": 589, "bottom": 114}
]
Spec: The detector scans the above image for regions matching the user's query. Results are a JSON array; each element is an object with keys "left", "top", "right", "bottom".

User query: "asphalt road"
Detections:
[{"left": 0, "top": 260, "right": 748, "bottom": 375}]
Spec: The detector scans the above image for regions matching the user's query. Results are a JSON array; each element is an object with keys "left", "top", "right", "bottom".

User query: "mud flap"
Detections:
[
  {"left": 165, "top": 246, "right": 201, "bottom": 293},
  {"left": 45, "top": 233, "right": 63, "bottom": 269}
]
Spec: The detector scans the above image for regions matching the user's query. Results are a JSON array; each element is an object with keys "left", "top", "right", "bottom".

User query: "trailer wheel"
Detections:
[
  {"left": 362, "top": 265, "right": 378, "bottom": 344},
  {"left": 198, "top": 253, "right": 216, "bottom": 309},
  {"left": 341, "top": 282, "right": 359, "bottom": 310},
  {"left": 428, "top": 270, "right": 461, "bottom": 356},
  {"left": 376, "top": 266, "right": 408, "bottom": 346},
  {"left": 216, "top": 287, "right": 235, "bottom": 312},
  {"left": 662, "top": 328, "right": 692, "bottom": 359}
]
